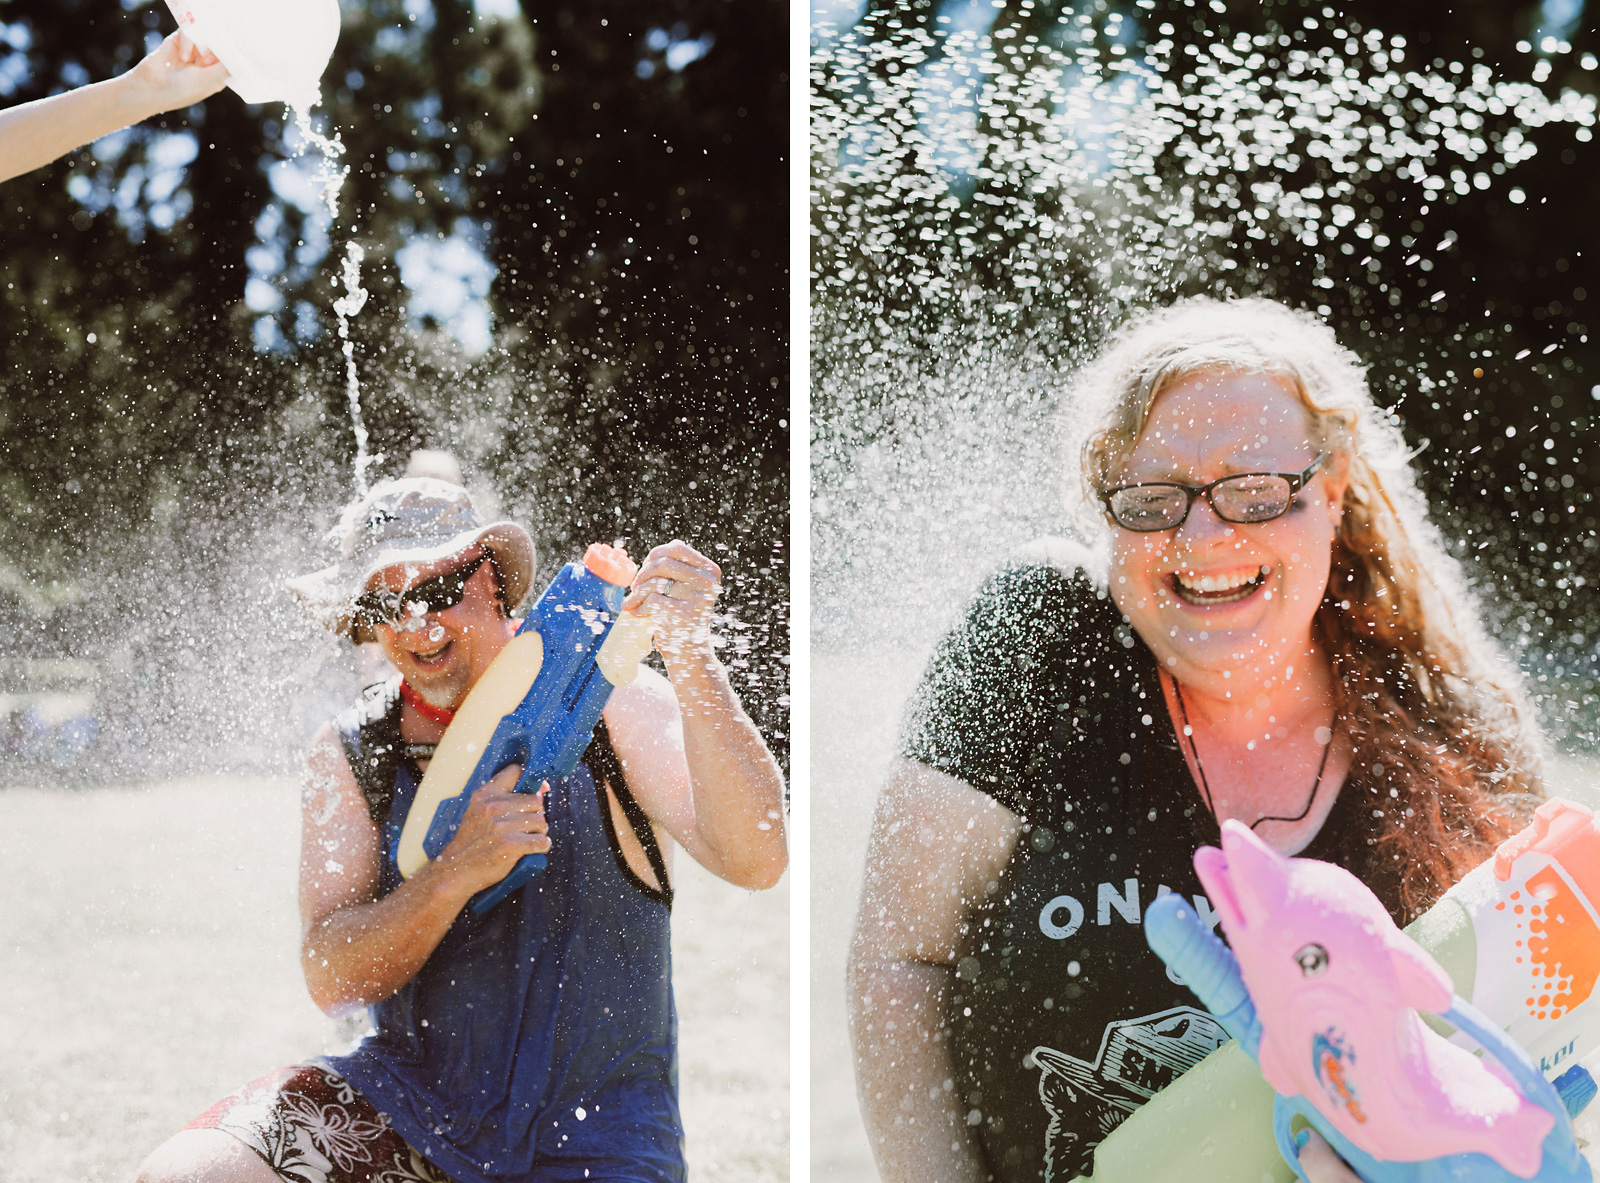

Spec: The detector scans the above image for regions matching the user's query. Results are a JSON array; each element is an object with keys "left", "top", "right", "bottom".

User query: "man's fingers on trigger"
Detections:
[
  {"left": 485, "top": 764, "right": 525, "bottom": 791},
  {"left": 500, "top": 822, "right": 551, "bottom": 849},
  {"left": 496, "top": 812, "right": 547, "bottom": 835},
  {"left": 489, "top": 790, "right": 546, "bottom": 820},
  {"left": 508, "top": 794, "right": 547, "bottom": 817}
]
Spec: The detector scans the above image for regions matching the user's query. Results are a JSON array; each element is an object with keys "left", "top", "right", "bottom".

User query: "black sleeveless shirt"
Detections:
[{"left": 900, "top": 538, "right": 1393, "bottom": 1182}]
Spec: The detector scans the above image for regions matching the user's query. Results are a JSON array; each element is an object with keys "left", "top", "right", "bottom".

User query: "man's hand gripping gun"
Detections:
[
  {"left": 1143, "top": 816, "right": 1597, "bottom": 1183},
  {"left": 392, "top": 543, "right": 655, "bottom": 913}
]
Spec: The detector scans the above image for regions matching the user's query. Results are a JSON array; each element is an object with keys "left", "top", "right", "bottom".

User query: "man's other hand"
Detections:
[
  {"left": 621, "top": 540, "right": 722, "bottom": 658},
  {"left": 433, "top": 766, "right": 551, "bottom": 896}
]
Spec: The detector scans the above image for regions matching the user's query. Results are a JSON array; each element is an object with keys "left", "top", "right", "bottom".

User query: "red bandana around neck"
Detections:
[{"left": 400, "top": 679, "right": 455, "bottom": 726}]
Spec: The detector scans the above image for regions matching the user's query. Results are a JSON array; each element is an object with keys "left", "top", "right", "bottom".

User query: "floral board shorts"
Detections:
[{"left": 186, "top": 1064, "right": 458, "bottom": 1183}]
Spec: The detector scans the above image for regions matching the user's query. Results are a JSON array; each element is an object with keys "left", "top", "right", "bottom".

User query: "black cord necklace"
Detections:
[{"left": 1169, "top": 676, "right": 1333, "bottom": 831}]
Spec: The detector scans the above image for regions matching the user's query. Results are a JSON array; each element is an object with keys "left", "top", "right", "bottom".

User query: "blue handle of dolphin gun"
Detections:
[
  {"left": 1143, "top": 894, "right": 1592, "bottom": 1183},
  {"left": 1143, "top": 892, "right": 1262, "bottom": 1057},
  {"left": 417, "top": 560, "right": 628, "bottom": 914}
]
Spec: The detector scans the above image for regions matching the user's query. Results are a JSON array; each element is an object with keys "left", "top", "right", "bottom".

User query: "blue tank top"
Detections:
[{"left": 324, "top": 683, "right": 686, "bottom": 1183}]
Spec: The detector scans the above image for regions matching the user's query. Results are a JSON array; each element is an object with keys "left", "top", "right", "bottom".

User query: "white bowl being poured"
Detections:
[{"left": 163, "top": 0, "right": 341, "bottom": 110}]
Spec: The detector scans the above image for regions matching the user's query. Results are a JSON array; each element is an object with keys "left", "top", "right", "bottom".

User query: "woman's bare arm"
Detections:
[
  {"left": 848, "top": 757, "right": 1023, "bottom": 1183},
  {"left": 0, "top": 32, "right": 227, "bottom": 184}
]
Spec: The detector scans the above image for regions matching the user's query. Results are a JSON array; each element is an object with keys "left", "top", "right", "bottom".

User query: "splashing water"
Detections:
[
  {"left": 290, "top": 104, "right": 381, "bottom": 495},
  {"left": 813, "top": 12, "right": 1595, "bottom": 342},
  {"left": 290, "top": 104, "right": 348, "bottom": 220},
  {"left": 811, "top": 8, "right": 1597, "bottom": 651}
]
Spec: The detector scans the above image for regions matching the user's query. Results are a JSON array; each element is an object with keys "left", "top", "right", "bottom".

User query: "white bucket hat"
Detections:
[{"left": 286, "top": 478, "right": 535, "bottom": 643}]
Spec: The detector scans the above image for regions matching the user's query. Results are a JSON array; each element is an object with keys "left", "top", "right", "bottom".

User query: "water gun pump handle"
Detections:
[{"left": 1144, "top": 893, "right": 1261, "bottom": 1054}]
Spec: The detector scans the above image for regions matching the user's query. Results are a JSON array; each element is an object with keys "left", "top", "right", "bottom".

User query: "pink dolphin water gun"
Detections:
[{"left": 1144, "top": 820, "right": 1593, "bottom": 1182}]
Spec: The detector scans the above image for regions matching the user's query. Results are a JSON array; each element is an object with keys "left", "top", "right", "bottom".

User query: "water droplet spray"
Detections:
[{"left": 162, "top": 0, "right": 375, "bottom": 497}]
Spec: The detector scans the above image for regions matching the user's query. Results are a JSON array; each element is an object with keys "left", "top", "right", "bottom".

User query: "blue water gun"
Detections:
[
  {"left": 394, "top": 543, "right": 655, "bottom": 913},
  {"left": 1144, "top": 891, "right": 1595, "bottom": 1183}
]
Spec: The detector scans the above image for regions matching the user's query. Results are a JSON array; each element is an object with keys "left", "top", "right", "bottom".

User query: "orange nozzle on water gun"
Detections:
[{"left": 583, "top": 543, "right": 639, "bottom": 588}]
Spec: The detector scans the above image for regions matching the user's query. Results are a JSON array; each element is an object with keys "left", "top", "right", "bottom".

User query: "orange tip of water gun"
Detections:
[{"left": 583, "top": 542, "right": 638, "bottom": 588}]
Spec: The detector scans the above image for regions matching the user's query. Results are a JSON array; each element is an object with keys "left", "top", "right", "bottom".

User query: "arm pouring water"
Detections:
[{"left": 0, "top": 32, "right": 228, "bottom": 185}]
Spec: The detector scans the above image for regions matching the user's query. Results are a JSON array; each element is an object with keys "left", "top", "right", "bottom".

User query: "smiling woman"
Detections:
[
  {"left": 1099, "top": 368, "right": 1353, "bottom": 853},
  {"left": 1077, "top": 299, "right": 1542, "bottom": 903},
  {"left": 846, "top": 297, "right": 1545, "bottom": 1183}
]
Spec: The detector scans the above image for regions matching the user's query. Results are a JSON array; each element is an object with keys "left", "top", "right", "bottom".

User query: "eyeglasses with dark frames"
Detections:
[
  {"left": 355, "top": 552, "right": 497, "bottom": 628},
  {"left": 1100, "top": 455, "right": 1326, "bottom": 533}
]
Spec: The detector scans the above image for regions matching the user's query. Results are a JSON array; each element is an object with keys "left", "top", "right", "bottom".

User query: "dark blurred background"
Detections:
[
  {"left": 811, "top": 0, "right": 1600, "bottom": 748},
  {"left": 0, "top": 0, "right": 789, "bottom": 781}
]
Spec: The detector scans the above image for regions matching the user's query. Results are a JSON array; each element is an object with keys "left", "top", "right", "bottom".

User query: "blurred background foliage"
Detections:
[
  {"left": 811, "top": 0, "right": 1600, "bottom": 748},
  {"left": 0, "top": 0, "right": 788, "bottom": 779}
]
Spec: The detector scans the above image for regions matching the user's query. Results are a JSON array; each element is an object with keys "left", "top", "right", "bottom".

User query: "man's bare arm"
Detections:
[
  {"left": 605, "top": 540, "right": 787, "bottom": 890},
  {"left": 298, "top": 723, "right": 547, "bottom": 1015},
  {"left": 605, "top": 660, "right": 787, "bottom": 890},
  {"left": 848, "top": 757, "right": 1023, "bottom": 1183},
  {"left": 0, "top": 33, "right": 228, "bottom": 184}
]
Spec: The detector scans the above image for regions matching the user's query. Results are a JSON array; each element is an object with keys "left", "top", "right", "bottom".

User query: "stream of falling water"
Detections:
[{"left": 290, "top": 104, "right": 379, "bottom": 496}]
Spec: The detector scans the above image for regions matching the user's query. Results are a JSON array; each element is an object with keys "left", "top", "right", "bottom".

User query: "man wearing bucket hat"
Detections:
[{"left": 137, "top": 477, "right": 787, "bottom": 1183}]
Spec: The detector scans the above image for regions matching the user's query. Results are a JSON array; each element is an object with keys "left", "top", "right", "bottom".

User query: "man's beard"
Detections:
[{"left": 409, "top": 665, "right": 471, "bottom": 711}]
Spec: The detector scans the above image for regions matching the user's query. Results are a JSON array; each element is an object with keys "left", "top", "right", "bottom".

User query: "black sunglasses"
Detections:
[
  {"left": 1101, "top": 455, "right": 1325, "bottom": 533},
  {"left": 355, "top": 552, "right": 495, "bottom": 628}
]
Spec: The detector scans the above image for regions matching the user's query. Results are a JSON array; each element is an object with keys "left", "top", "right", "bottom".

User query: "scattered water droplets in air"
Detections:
[
  {"left": 813, "top": 12, "right": 1595, "bottom": 332},
  {"left": 289, "top": 104, "right": 349, "bottom": 221},
  {"left": 334, "top": 242, "right": 377, "bottom": 494},
  {"left": 810, "top": 7, "right": 1596, "bottom": 651}
]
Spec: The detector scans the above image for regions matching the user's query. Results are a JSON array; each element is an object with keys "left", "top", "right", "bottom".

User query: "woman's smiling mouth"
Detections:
[{"left": 1172, "top": 566, "right": 1269, "bottom": 605}]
